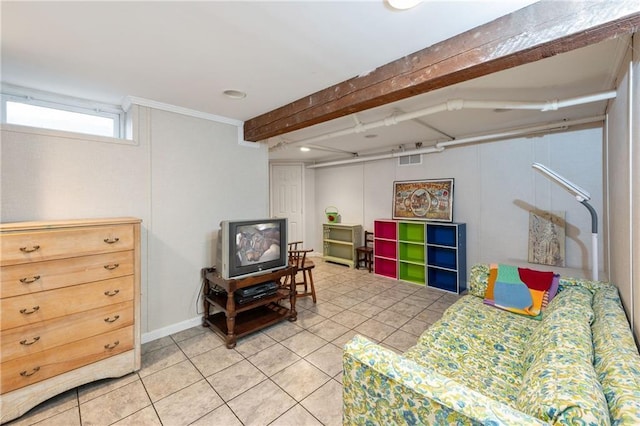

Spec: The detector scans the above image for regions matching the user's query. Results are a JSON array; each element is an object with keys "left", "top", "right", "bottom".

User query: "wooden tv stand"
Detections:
[{"left": 203, "top": 266, "right": 296, "bottom": 349}]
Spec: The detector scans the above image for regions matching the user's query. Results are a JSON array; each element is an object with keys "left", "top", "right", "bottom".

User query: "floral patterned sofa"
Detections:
[{"left": 343, "top": 264, "right": 640, "bottom": 425}]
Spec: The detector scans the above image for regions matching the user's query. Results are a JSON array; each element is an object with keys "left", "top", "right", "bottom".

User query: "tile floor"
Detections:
[{"left": 6, "top": 259, "right": 460, "bottom": 426}]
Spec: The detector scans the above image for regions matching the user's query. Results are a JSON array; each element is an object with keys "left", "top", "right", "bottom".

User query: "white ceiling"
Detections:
[{"left": 1, "top": 1, "right": 631, "bottom": 163}]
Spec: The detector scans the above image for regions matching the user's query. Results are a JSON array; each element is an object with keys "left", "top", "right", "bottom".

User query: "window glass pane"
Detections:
[{"left": 6, "top": 101, "right": 115, "bottom": 137}]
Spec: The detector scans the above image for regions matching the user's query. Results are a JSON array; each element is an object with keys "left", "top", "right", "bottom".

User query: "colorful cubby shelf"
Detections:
[{"left": 373, "top": 219, "right": 467, "bottom": 294}]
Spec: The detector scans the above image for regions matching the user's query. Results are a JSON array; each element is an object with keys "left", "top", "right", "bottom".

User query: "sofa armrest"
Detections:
[{"left": 343, "top": 335, "right": 549, "bottom": 426}]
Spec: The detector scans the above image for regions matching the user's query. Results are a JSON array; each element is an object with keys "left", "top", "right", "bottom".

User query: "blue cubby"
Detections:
[
  {"left": 426, "top": 222, "right": 466, "bottom": 294},
  {"left": 426, "top": 225, "right": 457, "bottom": 247}
]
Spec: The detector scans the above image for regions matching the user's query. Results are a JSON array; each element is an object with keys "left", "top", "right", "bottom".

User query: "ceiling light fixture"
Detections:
[
  {"left": 223, "top": 90, "right": 247, "bottom": 99},
  {"left": 300, "top": 147, "right": 311, "bottom": 152},
  {"left": 387, "top": 0, "right": 422, "bottom": 10}
]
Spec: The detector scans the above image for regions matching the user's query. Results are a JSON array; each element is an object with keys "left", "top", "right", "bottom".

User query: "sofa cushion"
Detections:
[
  {"left": 518, "top": 353, "right": 611, "bottom": 425},
  {"left": 343, "top": 335, "right": 549, "bottom": 425},
  {"left": 469, "top": 263, "right": 490, "bottom": 297},
  {"left": 404, "top": 295, "right": 537, "bottom": 407},
  {"left": 517, "top": 286, "right": 610, "bottom": 425},
  {"left": 521, "top": 286, "right": 595, "bottom": 370},
  {"left": 591, "top": 286, "right": 640, "bottom": 424}
]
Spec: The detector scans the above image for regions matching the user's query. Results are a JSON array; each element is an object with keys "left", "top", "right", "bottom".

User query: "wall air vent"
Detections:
[{"left": 398, "top": 154, "right": 422, "bottom": 166}]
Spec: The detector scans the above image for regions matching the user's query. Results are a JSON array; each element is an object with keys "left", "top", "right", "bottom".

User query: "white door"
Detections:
[{"left": 270, "top": 164, "right": 304, "bottom": 243}]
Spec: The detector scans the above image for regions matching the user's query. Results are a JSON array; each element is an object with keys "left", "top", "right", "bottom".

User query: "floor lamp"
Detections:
[{"left": 532, "top": 163, "right": 598, "bottom": 281}]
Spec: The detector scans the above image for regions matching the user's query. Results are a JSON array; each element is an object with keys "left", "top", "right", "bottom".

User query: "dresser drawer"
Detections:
[
  {"left": 1, "top": 276, "right": 133, "bottom": 330},
  {"left": 1, "top": 251, "right": 134, "bottom": 298},
  {"left": 1, "top": 301, "right": 133, "bottom": 363},
  {"left": 1, "top": 326, "right": 133, "bottom": 393},
  {"left": 1, "top": 224, "right": 134, "bottom": 266}
]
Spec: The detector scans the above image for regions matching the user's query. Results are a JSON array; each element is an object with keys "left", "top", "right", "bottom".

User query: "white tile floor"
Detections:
[{"left": 5, "top": 259, "right": 460, "bottom": 426}]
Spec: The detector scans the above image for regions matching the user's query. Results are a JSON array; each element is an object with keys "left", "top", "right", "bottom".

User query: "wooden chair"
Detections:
[
  {"left": 287, "top": 242, "right": 316, "bottom": 303},
  {"left": 287, "top": 241, "right": 302, "bottom": 252},
  {"left": 355, "top": 231, "right": 374, "bottom": 273}
]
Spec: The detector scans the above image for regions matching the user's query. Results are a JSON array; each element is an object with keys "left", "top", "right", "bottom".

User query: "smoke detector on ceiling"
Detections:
[
  {"left": 223, "top": 90, "right": 247, "bottom": 99},
  {"left": 387, "top": 0, "right": 422, "bottom": 10}
]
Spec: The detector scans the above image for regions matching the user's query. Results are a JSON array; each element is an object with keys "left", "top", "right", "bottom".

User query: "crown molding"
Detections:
[
  {"left": 122, "top": 95, "right": 262, "bottom": 147},
  {"left": 122, "top": 95, "right": 243, "bottom": 127}
]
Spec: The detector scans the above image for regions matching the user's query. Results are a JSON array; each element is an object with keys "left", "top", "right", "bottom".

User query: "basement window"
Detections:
[
  {"left": 398, "top": 154, "right": 422, "bottom": 166},
  {"left": 1, "top": 88, "right": 124, "bottom": 138}
]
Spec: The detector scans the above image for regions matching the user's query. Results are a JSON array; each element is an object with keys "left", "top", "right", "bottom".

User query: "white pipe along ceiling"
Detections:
[
  {"left": 305, "top": 115, "right": 606, "bottom": 169},
  {"left": 293, "top": 89, "right": 616, "bottom": 169}
]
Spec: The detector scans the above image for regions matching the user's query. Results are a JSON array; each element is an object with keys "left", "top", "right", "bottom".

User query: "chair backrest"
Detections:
[
  {"left": 364, "top": 231, "right": 374, "bottom": 247},
  {"left": 288, "top": 241, "right": 303, "bottom": 252},
  {"left": 288, "top": 248, "right": 313, "bottom": 270}
]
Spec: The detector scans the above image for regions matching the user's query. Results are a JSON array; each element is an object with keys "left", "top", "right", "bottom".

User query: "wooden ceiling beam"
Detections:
[{"left": 243, "top": 1, "right": 640, "bottom": 142}]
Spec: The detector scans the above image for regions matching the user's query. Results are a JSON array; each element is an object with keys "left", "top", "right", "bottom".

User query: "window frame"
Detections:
[{"left": 1, "top": 87, "right": 125, "bottom": 139}]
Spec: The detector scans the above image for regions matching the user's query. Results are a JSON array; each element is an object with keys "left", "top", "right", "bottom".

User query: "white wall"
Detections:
[
  {"left": 0, "top": 104, "right": 270, "bottom": 340},
  {"left": 607, "top": 35, "right": 639, "bottom": 343},
  {"left": 0, "top": 122, "right": 149, "bottom": 222},
  {"left": 311, "top": 126, "right": 604, "bottom": 279},
  {"left": 146, "top": 108, "right": 269, "bottom": 333}
]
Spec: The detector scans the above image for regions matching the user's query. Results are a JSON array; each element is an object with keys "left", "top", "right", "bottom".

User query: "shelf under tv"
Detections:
[
  {"left": 204, "top": 303, "right": 291, "bottom": 341},
  {"left": 205, "top": 289, "right": 290, "bottom": 315},
  {"left": 202, "top": 266, "right": 296, "bottom": 348}
]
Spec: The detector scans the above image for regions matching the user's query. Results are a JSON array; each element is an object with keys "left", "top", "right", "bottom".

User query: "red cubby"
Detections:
[
  {"left": 374, "top": 239, "right": 396, "bottom": 259},
  {"left": 373, "top": 219, "right": 398, "bottom": 280},
  {"left": 374, "top": 220, "right": 397, "bottom": 240},
  {"left": 374, "top": 257, "right": 397, "bottom": 279}
]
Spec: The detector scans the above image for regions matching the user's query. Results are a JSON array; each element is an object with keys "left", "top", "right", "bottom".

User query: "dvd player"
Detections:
[
  {"left": 235, "top": 289, "right": 278, "bottom": 305},
  {"left": 234, "top": 281, "right": 279, "bottom": 305},
  {"left": 236, "top": 281, "right": 278, "bottom": 298}
]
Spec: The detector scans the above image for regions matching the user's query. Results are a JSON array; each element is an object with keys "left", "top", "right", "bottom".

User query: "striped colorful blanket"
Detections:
[{"left": 484, "top": 264, "right": 558, "bottom": 319}]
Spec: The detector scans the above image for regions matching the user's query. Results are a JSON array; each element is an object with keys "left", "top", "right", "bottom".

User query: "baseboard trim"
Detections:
[{"left": 142, "top": 316, "right": 203, "bottom": 344}]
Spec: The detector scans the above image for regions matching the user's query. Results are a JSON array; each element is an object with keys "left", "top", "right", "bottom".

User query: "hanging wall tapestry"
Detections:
[
  {"left": 528, "top": 210, "right": 566, "bottom": 267},
  {"left": 393, "top": 179, "right": 454, "bottom": 222}
]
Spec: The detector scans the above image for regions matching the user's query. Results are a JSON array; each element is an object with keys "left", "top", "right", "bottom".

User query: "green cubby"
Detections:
[
  {"left": 399, "top": 261, "right": 426, "bottom": 285},
  {"left": 399, "top": 242, "right": 425, "bottom": 264},
  {"left": 398, "top": 221, "right": 425, "bottom": 243}
]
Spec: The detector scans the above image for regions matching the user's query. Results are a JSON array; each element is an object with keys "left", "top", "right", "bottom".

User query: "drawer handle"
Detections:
[
  {"left": 20, "top": 275, "right": 41, "bottom": 284},
  {"left": 20, "top": 306, "right": 40, "bottom": 315},
  {"left": 20, "top": 336, "right": 41, "bottom": 346},
  {"left": 19, "top": 245, "right": 40, "bottom": 253},
  {"left": 20, "top": 367, "right": 40, "bottom": 377},
  {"left": 104, "top": 263, "right": 120, "bottom": 270},
  {"left": 104, "top": 289, "right": 120, "bottom": 297},
  {"left": 104, "top": 237, "right": 120, "bottom": 244},
  {"left": 104, "top": 340, "right": 120, "bottom": 350},
  {"left": 104, "top": 315, "right": 120, "bottom": 323}
]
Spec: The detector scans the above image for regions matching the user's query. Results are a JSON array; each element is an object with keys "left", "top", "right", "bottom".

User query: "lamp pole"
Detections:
[
  {"left": 580, "top": 199, "right": 598, "bottom": 281},
  {"left": 532, "top": 163, "right": 598, "bottom": 281}
]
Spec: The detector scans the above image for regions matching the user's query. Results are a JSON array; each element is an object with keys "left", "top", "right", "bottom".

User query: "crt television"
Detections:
[{"left": 216, "top": 218, "right": 288, "bottom": 279}]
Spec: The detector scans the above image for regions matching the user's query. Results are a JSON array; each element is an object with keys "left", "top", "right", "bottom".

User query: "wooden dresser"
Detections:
[{"left": 0, "top": 217, "right": 141, "bottom": 423}]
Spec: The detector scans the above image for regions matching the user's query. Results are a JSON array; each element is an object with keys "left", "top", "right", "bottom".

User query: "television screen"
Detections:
[
  {"left": 217, "top": 218, "right": 288, "bottom": 279},
  {"left": 235, "top": 222, "right": 281, "bottom": 265}
]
